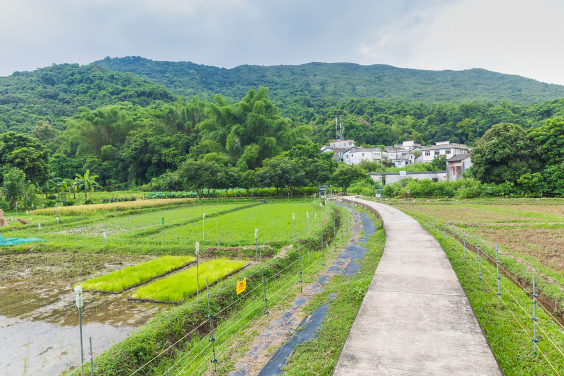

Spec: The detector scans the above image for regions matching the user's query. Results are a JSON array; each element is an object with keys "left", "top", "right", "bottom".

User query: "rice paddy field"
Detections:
[
  {"left": 80, "top": 256, "right": 195, "bottom": 292},
  {"left": 132, "top": 258, "right": 246, "bottom": 302},
  {"left": 1, "top": 197, "right": 329, "bottom": 255},
  {"left": 0, "top": 197, "right": 343, "bottom": 375}
]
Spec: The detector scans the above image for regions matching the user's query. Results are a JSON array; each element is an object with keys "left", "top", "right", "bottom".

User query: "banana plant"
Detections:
[{"left": 75, "top": 170, "right": 102, "bottom": 199}]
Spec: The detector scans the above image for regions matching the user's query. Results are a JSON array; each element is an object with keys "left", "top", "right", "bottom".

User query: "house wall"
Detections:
[
  {"left": 446, "top": 157, "right": 473, "bottom": 181},
  {"left": 370, "top": 171, "right": 448, "bottom": 185}
]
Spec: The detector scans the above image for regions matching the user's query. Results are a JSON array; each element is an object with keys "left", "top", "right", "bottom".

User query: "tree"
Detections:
[
  {"left": 529, "top": 118, "right": 564, "bottom": 166},
  {"left": 176, "top": 160, "right": 208, "bottom": 198},
  {"left": 255, "top": 157, "right": 300, "bottom": 195},
  {"left": 0, "top": 132, "right": 50, "bottom": 186},
  {"left": 2, "top": 168, "right": 26, "bottom": 208},
  {"left": 33, "top": 120, "right": 57, "bottom": 143},
  {"left": 75, "top": 170, "right": 101, "bottom": 199},
  {"left": 429, "top": 155, "right": 447, "bottom": 171},
  {"left": 470, "top": 123, "right": 540, "bottom": 184},
  {"left": 330, "top": 164, "right": 369, "bottom": 192}
]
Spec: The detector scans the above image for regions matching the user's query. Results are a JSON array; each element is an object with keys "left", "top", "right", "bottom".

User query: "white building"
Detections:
[
  {"left": 370, "top": 171, "right": 448, "bottom": 185},
  {"left": 418, "top": 141, "right": 471, "bottom": 163},
  {"left": 321, "top": 138, "right": 470, "bottom": 168},
  {"left": 329, "top": 140, "right": 355, "bottom": 148},
  {"left": 446, "top": 153, "right": 473, "bottom": 181}
]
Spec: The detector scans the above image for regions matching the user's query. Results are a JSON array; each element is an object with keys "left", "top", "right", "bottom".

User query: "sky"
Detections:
[{"left": 1, "top": 0, "right": 563, "bottom": 84}]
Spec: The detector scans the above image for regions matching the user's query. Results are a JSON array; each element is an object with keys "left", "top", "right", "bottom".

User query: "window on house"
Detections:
[
  {"left": 446, "top": 150, "right": 451, "bottom": 154},
  {"left": 434, "top": 151, "right": 439, "bottom": 156},
  {"left": 425, "top": 152, "right": 430, "bottom": 156},
  {"left": 362, "top": 153, "right": 364, "bottom": 156}
]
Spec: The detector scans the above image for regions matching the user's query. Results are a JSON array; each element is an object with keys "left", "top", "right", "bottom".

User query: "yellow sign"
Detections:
[{"left": 236, "top": 277, "right": 247, "bottom": 295}]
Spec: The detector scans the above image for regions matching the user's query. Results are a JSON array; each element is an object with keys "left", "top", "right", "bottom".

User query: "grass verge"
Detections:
[
  {"left": 281, "top": 206, "right": 385, "bottom": 374},
  {"left": 80, "top": 256, "right": 194, "bottom": 292},
  {"left": 132, "top": 258, "right": 245, "bottom": 302},
  {"left": 415, "top": 212, "right": 564, "bottom": 375}
]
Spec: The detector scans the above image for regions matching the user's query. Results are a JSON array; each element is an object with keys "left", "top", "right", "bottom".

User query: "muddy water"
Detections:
[{"left": 0, "top": 255, "right": 169, "bottom": 376}]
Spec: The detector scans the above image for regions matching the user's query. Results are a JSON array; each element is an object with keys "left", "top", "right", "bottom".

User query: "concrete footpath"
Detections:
[{"left": 333, "top": 198, "right": 502, "bottom": 376}]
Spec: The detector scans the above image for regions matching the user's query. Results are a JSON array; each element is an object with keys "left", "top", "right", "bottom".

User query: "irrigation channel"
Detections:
[
  {"left": 230, "top": 202, "right": 375, "bottom": 375},
  {"left": 0, "top": 198, "right": 350, "bottom": 375}
]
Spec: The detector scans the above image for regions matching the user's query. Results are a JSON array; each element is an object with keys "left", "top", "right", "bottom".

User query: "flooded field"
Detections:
[{"left": 0, "top": 253, "right": 169, "bottom": 375}]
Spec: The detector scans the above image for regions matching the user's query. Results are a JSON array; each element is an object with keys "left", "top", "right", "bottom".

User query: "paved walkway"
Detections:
[{"left": 333, "top": 198, "right": 501, "bottom": 376}]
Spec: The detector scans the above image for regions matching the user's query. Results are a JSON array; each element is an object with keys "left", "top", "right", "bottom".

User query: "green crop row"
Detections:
[
  {"left": 132, "top": 259, "right": 245, "bottom": 302},
  {"left": 80, "top": 256, "right": 195, "bottom": 292}
]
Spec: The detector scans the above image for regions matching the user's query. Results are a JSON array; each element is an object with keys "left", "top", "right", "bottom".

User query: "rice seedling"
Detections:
[
  {"left": 80, "top": 256, "right": 195, "bottom": 292},
  {"left": 132, "top": 258, "right": 245, "bottom": 302},
  {"left": 33, "top": 198, "right": 195, "bottom": 216}
]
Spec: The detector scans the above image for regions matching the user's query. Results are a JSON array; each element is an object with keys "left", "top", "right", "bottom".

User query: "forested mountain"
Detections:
[
  {"left": 95, "top": 56, "right": 564, "bottom": 107},
  {"left": 305, "top": 97, "right": 564, "bottom": 147},
  {"left": 0, "top": 63, "right": 177, "bottom": 134}
]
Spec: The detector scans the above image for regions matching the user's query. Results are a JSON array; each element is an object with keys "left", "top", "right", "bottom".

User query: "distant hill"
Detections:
[
  {"left": 0, "top": 63, "right": 177, "bottom": 133},
  {"left": 95, "top": 56, "right": 564, "bottom": 106}
]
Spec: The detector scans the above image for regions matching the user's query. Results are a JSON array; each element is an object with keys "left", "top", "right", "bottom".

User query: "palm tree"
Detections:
[{"left": 75, "top": 170, "right": 102, "bottom": 199}]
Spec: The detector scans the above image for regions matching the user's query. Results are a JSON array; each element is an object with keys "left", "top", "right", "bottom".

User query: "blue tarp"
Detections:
[{"left": 0, "top": 234, "right": 44, "bottom": 246}]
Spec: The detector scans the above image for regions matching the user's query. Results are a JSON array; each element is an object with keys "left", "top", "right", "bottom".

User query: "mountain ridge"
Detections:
[{"left": 94, "top": 56, "right": 564, "bottom": 105}]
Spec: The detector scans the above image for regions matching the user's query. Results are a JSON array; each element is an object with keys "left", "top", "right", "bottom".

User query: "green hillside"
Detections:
[
  {"left": 0, "top": 63, "right": 177, "bottom": 133},
  {"left": 95, "top": 56, "right": 564, "bottom": 106}
]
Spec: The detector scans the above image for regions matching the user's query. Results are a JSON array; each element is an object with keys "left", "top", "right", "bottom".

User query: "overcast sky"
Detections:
[{"left": 1, "top": 0, "right": 563, "bottom": 84}]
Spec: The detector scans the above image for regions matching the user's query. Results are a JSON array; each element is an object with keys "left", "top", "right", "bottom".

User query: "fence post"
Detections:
[
  {"left": 255, "top": 229, "right": 258, "bottom": 265},
  {"left": 298, "top": 240, "right": 303, "bottom": 293},
  {"left": 321, "top": 226, "right": 324, "bottom": 266},
  {"left": 74, "top": 286, "right": 84, "bottom": 375},
  {"left": 259, "top": 248, "right": 269, "bottom": 315},
  {"left": 463, "top": 229, "right": 466, "bottom": 261},
  {"left": 496, "top": 244, "right": 501, "bottom": 304},
  {"left": 532, "top": 275, "right": 539, "bottom": 355},
  {"left": 89, "top": 337, "right": 94, "bottom": 376},
  {"left": 476, "top": 236, "right": 482, "bottom": 281},
  {"left": 195, "top": 242, "right": 200, "bottom": 301},
  {"left": 452, "top": 221, "right": 455, "bottom": 250},
  {"left": 205, "top": 278, "right": 218, "bottom": 374},
  {"left": 292, "top": 213, "right": 296, "bottom": 243},
  {"left": 307, "top": 212, "right": 309, "bottom": 234}
]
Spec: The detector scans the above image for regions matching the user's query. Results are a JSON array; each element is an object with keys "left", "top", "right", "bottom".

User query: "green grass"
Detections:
[
  {"left": 132, "top": 258, "right": 245, "bottom": 302},
  {"left": 415, "top": 212, "right": 564, "bottom": 375},
  {"left": 80, "top": 256, "right": 195, "bottom": 292},
  {"left": 281, "top": 206, "right": 385, "bottom": 374}
]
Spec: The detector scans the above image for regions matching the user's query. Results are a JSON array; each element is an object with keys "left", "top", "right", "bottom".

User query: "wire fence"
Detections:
[
  {"left": 63, "top": 200, "right": 354, "bottom": 376},
  {"left": 391, "top": 201, "right": 564, "bottom": 375}
]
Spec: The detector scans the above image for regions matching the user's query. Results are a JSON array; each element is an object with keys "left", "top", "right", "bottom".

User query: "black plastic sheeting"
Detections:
[{"left": 247, "top": 208, "right": 376, "bottom": 375}]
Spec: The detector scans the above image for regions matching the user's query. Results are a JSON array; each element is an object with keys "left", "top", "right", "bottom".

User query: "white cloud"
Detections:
[{"left": 0, "top": 0, "right": 562, "bottom": 85}]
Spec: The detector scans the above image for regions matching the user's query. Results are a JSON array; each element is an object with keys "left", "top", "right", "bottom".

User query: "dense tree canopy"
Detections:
[
  {"left": 470, "top": 123, "right": 541, "bottom": 184},
  {"left": 0, "top": 131, "right": 50, "bottom": 185}
]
